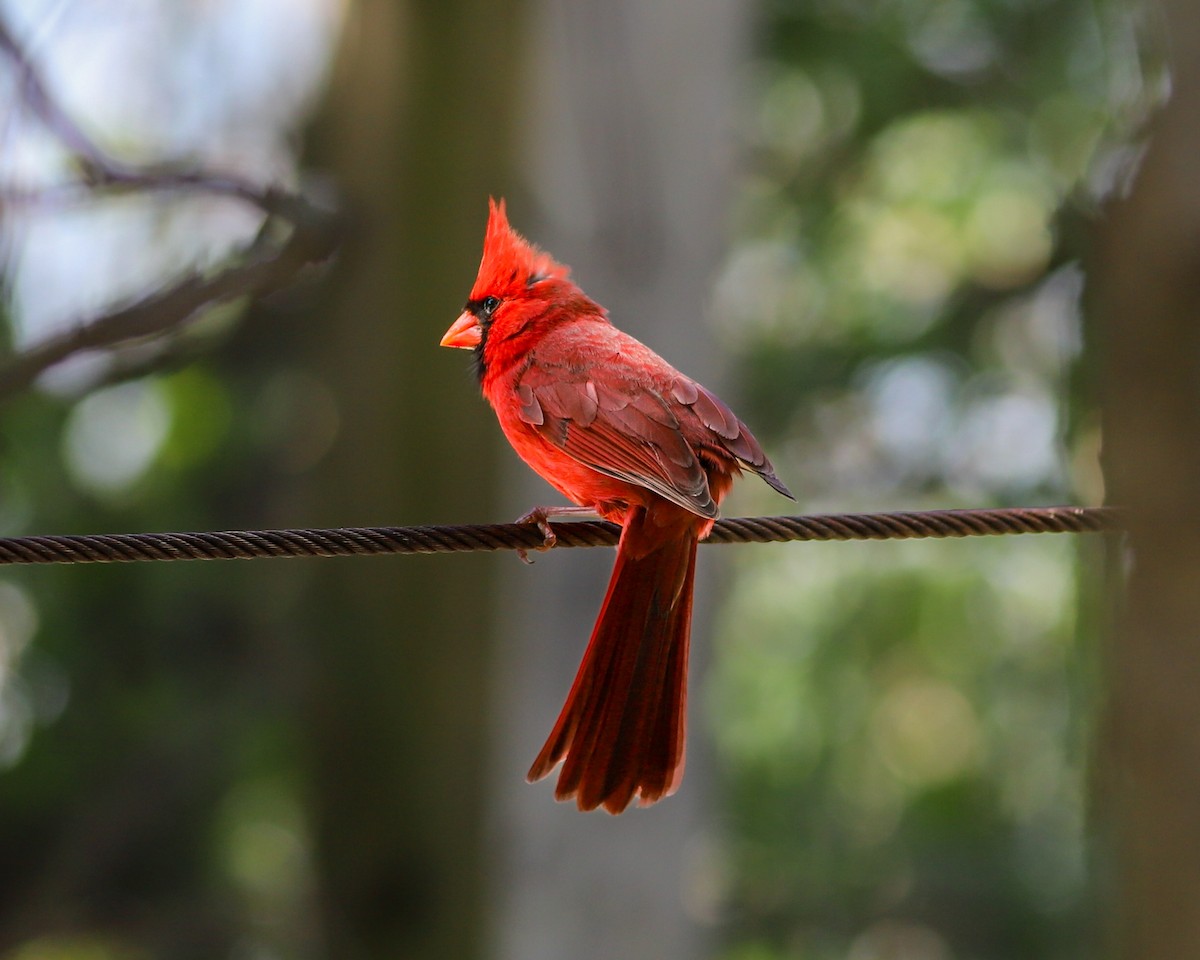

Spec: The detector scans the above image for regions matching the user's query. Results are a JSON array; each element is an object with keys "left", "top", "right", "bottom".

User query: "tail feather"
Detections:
[{"left": 526, "top": 508, "right": 699, "bottom": 813}]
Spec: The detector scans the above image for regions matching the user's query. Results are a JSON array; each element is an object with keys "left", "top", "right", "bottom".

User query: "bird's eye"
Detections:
[{"left": 481, "top": 296, "right": 501, "bottom": 318}]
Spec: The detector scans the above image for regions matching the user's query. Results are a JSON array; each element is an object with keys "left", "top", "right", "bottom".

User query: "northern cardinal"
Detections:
[{"left": 441, "top": 199, "right": 792, "bottom": 813}]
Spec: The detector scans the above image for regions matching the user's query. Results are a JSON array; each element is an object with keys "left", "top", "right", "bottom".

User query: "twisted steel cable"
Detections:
[{"left": 0, "top": 506, "right": 1117, "bottom": 565}]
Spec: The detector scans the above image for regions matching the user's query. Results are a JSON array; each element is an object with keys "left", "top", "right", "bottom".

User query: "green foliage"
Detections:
[
  {"left": 706, "top": 0, "right": 1150, "bottom": 955},
  {"left": 0, "top": 348, "right": 315, "bottom": 953}
]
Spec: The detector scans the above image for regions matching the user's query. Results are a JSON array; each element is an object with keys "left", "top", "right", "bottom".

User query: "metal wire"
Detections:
[{"left": 0, "top": 506, "right": 1116, "bottom": 566}]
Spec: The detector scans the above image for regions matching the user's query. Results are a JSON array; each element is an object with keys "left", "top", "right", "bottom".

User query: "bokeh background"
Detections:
[{"left": 0, "top": 1, "right": 1191, "bottom": 958}]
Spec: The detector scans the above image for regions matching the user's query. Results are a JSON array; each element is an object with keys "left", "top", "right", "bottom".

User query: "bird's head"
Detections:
[{"left": 441, "top": 199, "right": 588, "bottom": 378}]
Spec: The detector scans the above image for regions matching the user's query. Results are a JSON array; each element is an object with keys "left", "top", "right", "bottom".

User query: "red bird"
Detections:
[{"left": 441, "top": 199, "right": 792, "bottom": 813}]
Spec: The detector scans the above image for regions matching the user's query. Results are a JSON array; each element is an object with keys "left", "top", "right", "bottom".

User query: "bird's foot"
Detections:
[{"left": 514, "top": 505, "right": 594, "bottom": 563}]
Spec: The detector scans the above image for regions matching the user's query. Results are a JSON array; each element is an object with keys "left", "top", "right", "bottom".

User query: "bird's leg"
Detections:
[{"left": 515, "top": 505, "right": 596, "bottom": 563}]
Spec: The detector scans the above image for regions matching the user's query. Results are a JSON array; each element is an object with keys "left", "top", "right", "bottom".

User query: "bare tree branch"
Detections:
[
  {"left": 0, "top": 18, "right": 273, "bottom": 213},
  {"left": 0, "top": 213, "right": 339, "bottom": 399},
  {"left": 0, "top": 14, "right": 342, "bottom": 401}
]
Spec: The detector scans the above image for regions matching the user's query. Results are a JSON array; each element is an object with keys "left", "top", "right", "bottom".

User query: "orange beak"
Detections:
[{"left": 440, "top": 311, "right": 482, "bottom": 349}]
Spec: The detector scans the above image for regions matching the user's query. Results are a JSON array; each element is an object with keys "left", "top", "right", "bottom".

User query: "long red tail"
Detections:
[{"left": 527, "top": 506, "right": 699, "bottom": 813}]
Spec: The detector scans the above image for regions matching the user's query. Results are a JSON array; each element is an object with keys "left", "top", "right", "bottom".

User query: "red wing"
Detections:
[
  {"left": 514, "top": 366, "right": 717, "bottom": 518},
  {"left": 674, "top": 378, "right": 794, "bottom": 501}
]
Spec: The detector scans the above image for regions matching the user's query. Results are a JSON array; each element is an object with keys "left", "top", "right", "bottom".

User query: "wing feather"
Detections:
[
  {"left": 516, "top": 382, "right": 544, "bottom": 426},
  {"left": 515, "top": 364, "right": 716, "bottom": 518},
  {"left": 509, "top": 332, "right": 793, "bottom": 513}
]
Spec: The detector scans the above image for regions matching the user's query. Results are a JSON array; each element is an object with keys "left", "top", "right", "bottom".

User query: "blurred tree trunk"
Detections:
[
  {"left": 488, "top": 2, "right": 750, "bottom": 958},
  {"left": 1098, "top": 2, "right": 1200, "bottom": 956},
  {"left": 294, "top": 1, "right": 523, "bottom": 957}
]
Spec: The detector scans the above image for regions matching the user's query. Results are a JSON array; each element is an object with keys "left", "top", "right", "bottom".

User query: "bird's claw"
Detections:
[{"left": 516, "top": 507, "right": 558, "bottom": 563}]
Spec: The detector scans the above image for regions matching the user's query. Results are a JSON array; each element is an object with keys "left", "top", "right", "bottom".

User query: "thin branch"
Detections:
[
  {"left": 0, "top": 215, "right": 339, "bottom": 400},
  {"left": 0, "top": 14, "right": 343, "bottom": 400},
  {"left": 0, "top": 18, "right": 272, "bottom": 213}
]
